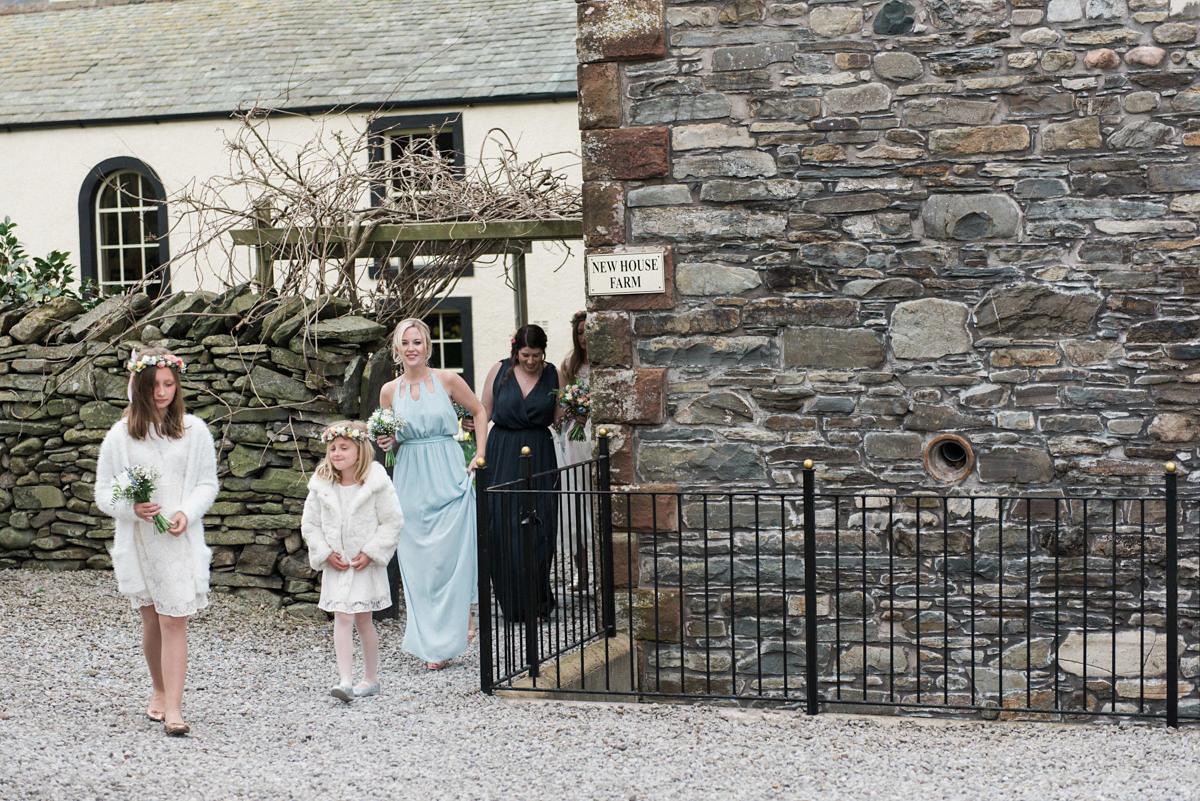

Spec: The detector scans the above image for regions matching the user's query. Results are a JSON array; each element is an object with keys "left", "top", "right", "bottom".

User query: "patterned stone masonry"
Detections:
[
  {"left": 577, "top": 0, "right": 1200, "bottom": 708},
  {"left": 0, "top": 289, "right": 393, "bottom": 620}
]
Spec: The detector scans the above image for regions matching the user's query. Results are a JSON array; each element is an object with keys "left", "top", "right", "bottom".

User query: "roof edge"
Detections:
[{"left": 0, "top": 89, "right": 579, "bottom": 133}]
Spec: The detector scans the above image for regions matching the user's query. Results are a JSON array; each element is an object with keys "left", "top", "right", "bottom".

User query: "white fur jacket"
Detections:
[{"left": 301, "top": 461, "right": 404, "bottom": 570}]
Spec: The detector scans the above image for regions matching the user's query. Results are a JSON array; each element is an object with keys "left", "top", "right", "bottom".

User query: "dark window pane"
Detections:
[
  {"left": 101, "top": 249, "right": 122, "bottom": 283},
  {"left": 100, "top": 212, "right": 120, "bottom": 246},
  {"left": 426, "top": 314, "right": 443, "bottom": 338},
  {"left": 443, "top": 316, "right": 462, "bottom": 339},
  {"left": 143, "top": 244, "right": 159, "bottom": 269},
  {"left": 442, "top": 341, "right": 463, "bottom": 369},
  {"left": 121, "top": 212, "right": 143, "bottom": 246},
  {"left": 143, "top": 208, "right": 160, "bottom": 239},
  {"left": 117, "top": 172, "right": 139, "bottom": 203},
  {"left": 99, "top": 183, "right": 117, "bottom": 208}
]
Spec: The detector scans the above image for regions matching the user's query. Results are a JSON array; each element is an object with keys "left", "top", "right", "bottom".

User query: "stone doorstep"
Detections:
[{"left": 496, "top": 635, "right": 637, "bottom": 703}]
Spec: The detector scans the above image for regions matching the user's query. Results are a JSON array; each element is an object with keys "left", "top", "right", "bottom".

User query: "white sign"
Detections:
[{"left": 586, "top": 250, "right": 666, "bottom": 296}]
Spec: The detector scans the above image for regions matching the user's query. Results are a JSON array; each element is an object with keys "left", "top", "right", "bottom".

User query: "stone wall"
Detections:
[
  {"left": 578, "top": 0, "right": 1200, "bottom": 497},
  {"left": 576, "top": 0, "right": 1200, "bottom": 710},
  {"left": 0, "top": 287, "right": 393, "bottom": 619}
]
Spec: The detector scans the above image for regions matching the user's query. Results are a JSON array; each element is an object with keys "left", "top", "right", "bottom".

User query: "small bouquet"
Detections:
[
  {"left": 453, "top": 403, "right": 477, "bottom": 467},
  {"left": 553, "top": 380, "right": 590, "bottom": 442},
  {"left": 112, "top": 465, "right": 172, "bottom": 533},
  {"left": 367, "top": 407, "right": 405, "bottom": 467}
]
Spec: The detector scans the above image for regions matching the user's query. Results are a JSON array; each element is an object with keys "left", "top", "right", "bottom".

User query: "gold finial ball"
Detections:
[
  {"left": 475, "top": 456, "right": 486, "bottom": 468},
  {"left": 597, "top": 427, "right": 608, "bottom": 438},
  {"left": 1166, "top": 461, "right": 1177, "bottom": 473},
  {"left": 803, "top": 459, "right": 814, "bottom": 469},
  {"left": 521, "top": 446, "right": 531, "bottom": 455}
]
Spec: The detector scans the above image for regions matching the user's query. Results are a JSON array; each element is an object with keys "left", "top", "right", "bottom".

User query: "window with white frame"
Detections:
[
  {"left": 370, "top": 112, "right": 464, "bottom": 206},
  {"left": 78, "top": 158, "right": 170, "bottom": 296},
  {"left": 368, "top": 113, "right": 468, "bottom": 280},
  {"left": 423, "top": 297, "right": 473, "bottom": 387}
]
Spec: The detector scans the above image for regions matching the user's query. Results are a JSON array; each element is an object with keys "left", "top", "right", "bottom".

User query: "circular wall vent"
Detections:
[{"left": 924, "top": 434, "right": 974, "bottom": 483}]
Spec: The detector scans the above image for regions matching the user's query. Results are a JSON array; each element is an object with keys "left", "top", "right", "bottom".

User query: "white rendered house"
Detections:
[{"left": 0, "top": 0, "right": 585, "bottom": 387}]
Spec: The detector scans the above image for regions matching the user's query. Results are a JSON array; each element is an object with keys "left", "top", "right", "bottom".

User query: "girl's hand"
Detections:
[
  {"left": 133, "top": 501, "right": 161, "bottom": 523},
  {"left": 349, "top": 553, "right": 371, "bottom": 570},
  {"left": 166, "top": 512, "right": 188, "bottom": 537},
  {"left": 327, "top": 552, "right": 350, "bottom": 571},
  {"left": 461, "top": 417, "right": 476, "bottom": 432},
  {"left": 376, "top": 435, "right": 395, "bottom": 451}
]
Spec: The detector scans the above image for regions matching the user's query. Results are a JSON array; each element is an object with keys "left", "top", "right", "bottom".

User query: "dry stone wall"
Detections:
[{"left": 0, "top": 288, "right": 393, "bottom": 619}]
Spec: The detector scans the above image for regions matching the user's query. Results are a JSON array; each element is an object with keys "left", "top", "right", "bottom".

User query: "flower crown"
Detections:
[
  {"left": 321, "top": 424, "right": 367, "bottom": 444},
  {"left": 571, "top": 310, "right": 586, "bottom": 325},
  {"left": 129, "top": 353, "right": 186, "bottom": 374}
]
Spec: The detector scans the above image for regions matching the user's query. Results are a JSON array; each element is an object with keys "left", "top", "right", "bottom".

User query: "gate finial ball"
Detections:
[{"left": 1166, "top": 461, "right": 1177, "bottom": 473}]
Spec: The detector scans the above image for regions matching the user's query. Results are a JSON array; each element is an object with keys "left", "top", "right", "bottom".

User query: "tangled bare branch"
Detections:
[{"left": 170, "top": 106, "right": 580, "bottom": 330}]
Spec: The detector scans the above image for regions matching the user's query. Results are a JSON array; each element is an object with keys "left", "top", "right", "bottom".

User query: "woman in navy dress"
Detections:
[{"left": 481, "top": 324, "right": 561, "bottom": 623}]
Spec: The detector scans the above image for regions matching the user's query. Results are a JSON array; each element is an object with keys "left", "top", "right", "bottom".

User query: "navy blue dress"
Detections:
[{"left": 485, "top": 360, "right": 559, "bottom": 622}]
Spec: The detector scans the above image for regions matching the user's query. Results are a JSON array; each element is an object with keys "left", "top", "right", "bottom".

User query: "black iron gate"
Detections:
[{"left": 477, "top": 438, "right": 1198, "bottom": 726}]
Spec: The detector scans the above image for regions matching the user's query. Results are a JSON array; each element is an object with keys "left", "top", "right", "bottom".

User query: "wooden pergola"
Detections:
[{"left": 230, "top": 218, "right": 583, "bottom": 324}]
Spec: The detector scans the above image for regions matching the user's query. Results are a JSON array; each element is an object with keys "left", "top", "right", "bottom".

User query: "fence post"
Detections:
[
  {"left": 803, "top": 459, "right": 819, "bottom": 716},
  {"left": 475, "top": 456, "right": 493, "bottom": 695},
  {"left": 1166, "top": 462, "right": 1178, "bottom": 728},
  {"left": 519, "top": 446, "right": 540, "bottom": 678},
  {"left": 597, "top": 429, "right": 616, "bottom": 636}
]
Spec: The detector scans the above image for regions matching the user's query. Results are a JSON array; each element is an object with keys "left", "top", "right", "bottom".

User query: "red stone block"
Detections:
[
  {"left": 595, "top": 368, "right": 665, "bottom": 425},
  {"left": 611, "top": 483, "right": 680, "bottom": 533},
  {"left": 581, "top": 127, "right": 669, "bottom": 181},
  {"left": 577, "top": 0, "right": 666, "bottom": 64},
  {"left": 583, "top": 181, "right": 625, "bottom": 247},
  {"left": 578, "top": 62, "right": 621, "bottom": 129}
]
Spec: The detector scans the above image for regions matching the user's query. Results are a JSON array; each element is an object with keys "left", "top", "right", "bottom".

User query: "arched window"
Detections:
[{"left": 78, "top": 158, "right": 170, "bottom": 296}]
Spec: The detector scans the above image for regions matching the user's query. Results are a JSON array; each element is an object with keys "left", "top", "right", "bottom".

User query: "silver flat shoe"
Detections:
[
  {"left": 330, "top": 683, "right": 354, "bottom": 703},
  {"left": 354, "top": 681, "right": 380, "bottom": 698}
]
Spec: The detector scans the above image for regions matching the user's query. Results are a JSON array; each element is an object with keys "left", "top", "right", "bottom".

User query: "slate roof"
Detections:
[{"left": 0, "top": 0, "right": 578, "bottom": 128}]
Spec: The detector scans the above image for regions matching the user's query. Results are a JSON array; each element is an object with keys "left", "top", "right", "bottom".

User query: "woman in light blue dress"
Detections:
[{"left": 376, "top": 318, "right": 488, "bottom": 670}]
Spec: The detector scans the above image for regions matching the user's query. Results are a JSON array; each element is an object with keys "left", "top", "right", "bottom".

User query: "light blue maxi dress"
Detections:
[{"left": 391, "top": 374, "right": 477, "bottom": 663}]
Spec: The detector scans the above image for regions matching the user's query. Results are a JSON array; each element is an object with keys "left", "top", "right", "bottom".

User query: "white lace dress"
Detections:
[{"left": 94, "top": 416, "right": 219, "bottom": 617}]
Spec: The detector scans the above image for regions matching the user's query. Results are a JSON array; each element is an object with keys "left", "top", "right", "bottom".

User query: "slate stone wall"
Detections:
[
  {"left": 576, "top": 0, "right": 1200, "bottom": 709},
  {"left": 578, "top": 0, "right": 1200, "bottom": 496},
  {"left": 0, "top": 288, "right": 393, "bottom": 619}
]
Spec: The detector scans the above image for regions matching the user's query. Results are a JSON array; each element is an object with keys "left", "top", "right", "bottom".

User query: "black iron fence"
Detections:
[{"left": 476, "top": 439, "right": 1199, "bottom": 726}]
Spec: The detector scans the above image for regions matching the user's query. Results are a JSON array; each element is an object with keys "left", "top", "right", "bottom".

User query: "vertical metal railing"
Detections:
[
  {"left": 802, "top": 460, "right": 818, "bottom": 715},
  {"left": 475, "top": 457, "right": 493, "bottom": 695},
  {"left": 478, "top": 461, "right": 1194, "bottom": 726},
  {"left": 1166, "top": 462, "right": 1179, "bottom": 728},
  {"left": 597, "top": 431, "right": 615, "bottom": 636}
]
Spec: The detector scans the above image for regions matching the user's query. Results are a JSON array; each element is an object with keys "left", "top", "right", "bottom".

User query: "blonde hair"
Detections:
[
  {"left": 127, "top": 346, "right": 186, "bottom": 440},
  {"left": 391, "top": 318, "right": 432, "bottom": 366},
  {"left": 314, "top": 420, "right": 373, "bottom": 485}
]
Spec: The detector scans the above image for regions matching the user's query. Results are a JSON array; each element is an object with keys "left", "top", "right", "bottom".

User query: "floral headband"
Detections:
[
  {"left": 129, "top": 353, "right": 186, "bottom": 374},
  {"left": 321, "top": 424, "right": 367, "bottom": 444},
  {"left": 571, "top": 310, "right": 586, "bottom": 325}
]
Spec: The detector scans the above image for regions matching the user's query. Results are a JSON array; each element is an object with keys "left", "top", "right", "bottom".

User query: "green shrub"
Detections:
[{"left": 0, "top": 216, "right": 97, "bottom": 306}]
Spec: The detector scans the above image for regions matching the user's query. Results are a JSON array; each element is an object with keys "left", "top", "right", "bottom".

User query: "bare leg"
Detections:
[
  {"left": 157, "top": 614, "right": 188, "bottom": 727},
  {"left": 353, "top": 612, "right": 378, "bottom": 685},
  {"left": 139, "top": 605, "right": 166, "bottom": 721},
  {"left": 332, "top": 612, "right": 354, "bottom": 685}
]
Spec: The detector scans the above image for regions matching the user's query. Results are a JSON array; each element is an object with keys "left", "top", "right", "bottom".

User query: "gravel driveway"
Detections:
[{"left": 2, "top": 569, "right": 1197, "bottom": 801}]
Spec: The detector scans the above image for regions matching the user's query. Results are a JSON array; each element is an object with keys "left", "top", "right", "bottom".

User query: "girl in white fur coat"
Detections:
[
  {"left": 94, "top": 347, "right": 219, "bottom": 737},
  {"left": 301, "top": 420, "right": 403, "bottom": 701}
]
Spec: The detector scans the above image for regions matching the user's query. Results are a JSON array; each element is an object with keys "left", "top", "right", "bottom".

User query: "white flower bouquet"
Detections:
[{"left": 112, "top": 464, "right": 172, "bottom": 533}]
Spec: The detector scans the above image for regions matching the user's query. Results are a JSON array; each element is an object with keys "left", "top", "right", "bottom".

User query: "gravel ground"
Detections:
[{"left": 2, "top": 568, "right": 1199, "bottom": 801}]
